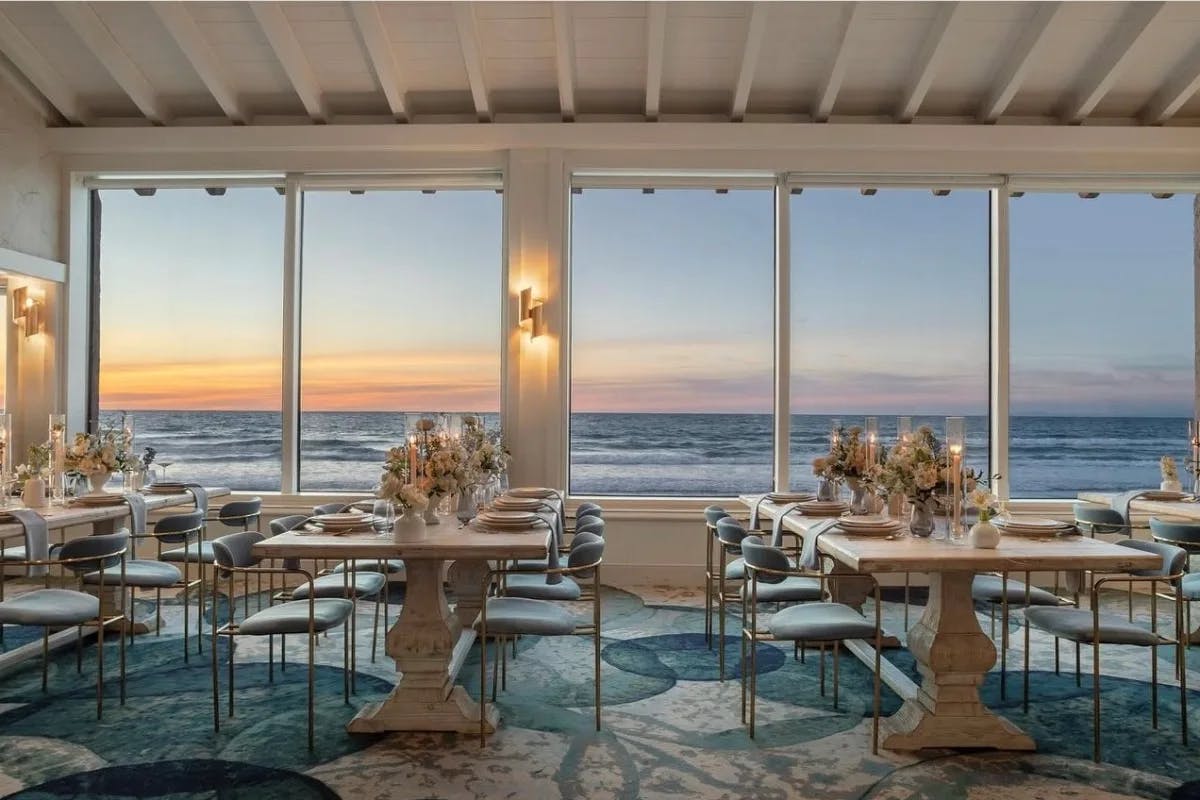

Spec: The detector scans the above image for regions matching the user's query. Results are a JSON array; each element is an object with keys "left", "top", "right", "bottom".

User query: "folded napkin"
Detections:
[
  {"left": 182, "top": 484, "right": 209, "bottom": 516},
  {"left": 1110, "top": 490, "right": 1149, "bottom": 531},
  {"left": 749, "top": 495, "right": 772, "bottom": 530},
  {"left": 799, "top": 519, "right": 840, "bottom": 572},
  {"left": 9, "top": 509, "right": 48, "bottom": 577},
  {"left": 538, "top": 511, "right": 562, "bottom": 585},
  {"left": 122, "top": 492, "right": 147, "bottom": 536},
  {"left": 770, "top": 502, "right": 805, "bottom": 547}
]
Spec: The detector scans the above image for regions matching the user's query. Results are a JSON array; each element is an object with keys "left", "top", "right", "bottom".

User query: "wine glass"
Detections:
[
  {"left": 372, "top": 499, "right": 394, "bottom": 535},
  {"left": 158, "top": 459, "right": 174, "bottom": 481}
]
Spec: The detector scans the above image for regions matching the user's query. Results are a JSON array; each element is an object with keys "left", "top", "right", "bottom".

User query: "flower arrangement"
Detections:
[
  {"left": 421, "top": 438, "right": 471, "bottom": 497},
  {"left": 872, "top": 426, "right": 983, "bottom": 507},
  {"left": 16, "top": 441, "right": 51, "bottom": 482},
  {"left": 813, "top": 425, "right": 871, "bottom": 483},
  {"left": 64, "top": 427, "right": 138, "bottom": 475},
  {"left": 461, "top": 415, "right": 509, "bottom": 484},
  {"left": 137, "top": 446, "right": 157, "bottom": 471},
  {"left": 1161, "top": 455, "right": 1180, "bottom": 482},
  {"left": 967, "top": 487, "right": 1002, "bottom": 522},
  {"left": 378, "top": 446, "right": 430, "bottom": 510}
]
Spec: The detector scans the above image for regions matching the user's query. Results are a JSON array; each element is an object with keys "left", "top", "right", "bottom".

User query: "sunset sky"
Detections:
[{"left": 99, "top": 186, "right": 1193, "bottom": 417}]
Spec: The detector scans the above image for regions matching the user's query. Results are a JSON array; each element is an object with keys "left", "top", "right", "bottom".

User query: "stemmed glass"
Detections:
[
  {"left": 372, "top": 499, "right": 395, "bottom": 536},
  {"left": 158, "top": 459, "right": 174, "bottom": 481}
]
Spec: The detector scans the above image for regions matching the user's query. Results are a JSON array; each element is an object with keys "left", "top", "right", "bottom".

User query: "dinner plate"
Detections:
[
  {"left": 477, "top": 510, "right": 543, "bottom": 524},
  {"left": 146, "top": 484, "right": 189, "bottom": 494},
  {"left": 766, "top": 492, "right": 816, "bottom": 503},
  {"left": 507, "top": 487, "right": 559, "bottom": 499},
  {"left": 1140, "top": 490, "right": 1187, "bottom": 501},
  {"left": 491, "top": 497, "right": 549, "bottom": 511},
  {"left": 837, "top": 515, "right": 902, "bottom": 530},
  {"left": 798, "top": 500, "right": 849, "bottom": 516},
  {"left": 314, "top": 512, "right": 372, "bottom": 524},
  {"left": 73, "top": 493, "right": 128, "bottom": 506},
  {"left": 994, "top": 516, "right": 1072, "bottom": 530}
]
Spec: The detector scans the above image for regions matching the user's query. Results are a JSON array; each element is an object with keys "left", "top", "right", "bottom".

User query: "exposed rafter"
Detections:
[
  {"left": 730, "top": 3, "right": 769, "bottom": 122},
  {"left": 551, "top": 3, "right": 576, "bottom": 121},
  {"left": 0, "top": 48, "right": 60, "bottom": 123},
  {"left": 1141, "top": 41, "right": 1200, "bottom": 125},
  {"left": 56, "top": 2, "right": 168, "bottom": 124},
  {"left": 453, "top": 3, "right": 491, "bottom": 122},
  {"left": 151, "top": 2, "right": 246, "bottom": 124},
  {"left": 645, "top": 2, "right": 667, "bottom": 121},
  {"left": 813, "top": 2, "right": 861, "bottom": 123},
  {"left": 895, "top": 2, "right": 963, "bottom": 123},
  {"left": 0, "top": 8, "right": 85, "bottom": 123},
  {"left": 250, "top": 2, "right": 328, "bottom": 123},
  {"left": 1061, "top": 1, "right": 1166, "bottom": 124},
  {"left": 348, "top": 1, "right": 407, "bottom": 122},
  {"left": 978, "top": 2, "right": 1063, "bottom": 123}
]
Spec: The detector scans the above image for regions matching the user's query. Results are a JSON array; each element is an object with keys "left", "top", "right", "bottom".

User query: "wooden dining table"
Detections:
[
  {"left": 255, "top": 519, "right": 553, "bottom": 734},
  {"left": 1078, "top": 489, "right": 1200, "bottom": 643},
  {"left": 0, "top": 487, "right": 230, "bottom": 674},
  {"left": 741, "top": 495, "right": 1158, "bottom": 751}
]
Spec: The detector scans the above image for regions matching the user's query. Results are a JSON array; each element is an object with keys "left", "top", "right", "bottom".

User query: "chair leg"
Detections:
[
  {"left": 96, "top": 621, "right": 104, "bottom": 720},
  {"left": 1180, "top": 632, "right": 1189, "bottom": 746},
  {"left": 228, "top": 626, "right": 235, "bottom": 719},
  {"left": 212, "top": 630, "right": 220, "bottom": 733},
  {"left": 371, "top": 590, "right": 381, "bottom": 663},
  {"left": 501, "top": 631, "right": 508, "bottom": 691},
  {"left": 819, "top": 644, "right": 826, "bottom": 696},
  {"left": 904, "top": 573, "right": 910, "bottom": 629},
  {"left": 832, "top": 643, "right": 840, "bottom": 711},
  {"left": 1023, "top": 609, "right": 1031, "bottom": 714},
  {"left": 480, "top": 627, "right": 490, "bottom": 748},
  {"left": 1092, "top": 640, "right": 1101, "bottom": 762},
  {"left": 268, "top": 635, "right": 274, "bottom": 682},
  {"left": 197, "top": 553, "right": 205, "bottom": 655},
  {"left": 155, "top": 589, "right": 162, "bottom": 637},
  {"left": 343, "top": 618, "right": 351, "bottom": 704},
  {"left": 349, "top": 597, "right": 357, "bottom": 696},
  {"left": 718, "top": 562, "right": 726, "bottom": 680},
  {"left": 308, "top": 631, "right": 316, "bottom": 752},
  {"left": 1151, "top": 643, "right": 1159, "bottom": 729},
  {"left": 748, "top": 624, "right": 758, "bottom": 739},
  {"left": 76, "top": 625, "right": 83, "bottom": 674},
  {"left": 740, "top": 628, "right": 748, "bottom": 724},
  {"left": 42, "top": 629, "right": 49, "bottom": 692},
  {"left": 491, "top": 635, "right": 501, "bottom": 702},
  {"left": 1075, "top": 642, "right": 1081, "bottom": 687},
  {"left": 119, "top": 616, "right": 126, "bottom": 706},
  {"left": 182, "top": 560, "right": 190, "bottom": 664}
]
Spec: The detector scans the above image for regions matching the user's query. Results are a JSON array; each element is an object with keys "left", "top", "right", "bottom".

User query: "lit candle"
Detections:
[
  {"left": 865, "top": 416, "right": 878, "bottom": 466},
  {"left": 897, "top": 416, "right": 912, "bottom": 444},
  {"left": 49, "top": 414, "right": 65, "bottom": 505},
  {"left": 946, "top": 416, "right": 965, "bottom": 537},
  {"left": 830, "top": 417, "right": 841, "bottom": 449}
]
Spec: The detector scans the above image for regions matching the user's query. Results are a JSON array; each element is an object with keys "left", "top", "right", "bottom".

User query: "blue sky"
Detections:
[{"left": 98, "top": 186, "right": 1194, "bottom": 417}]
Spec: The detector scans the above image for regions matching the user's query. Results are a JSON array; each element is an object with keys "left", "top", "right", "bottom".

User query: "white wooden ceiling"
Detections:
[{"left": 1, "top": 1, "right": 1199, "bottom": 127}]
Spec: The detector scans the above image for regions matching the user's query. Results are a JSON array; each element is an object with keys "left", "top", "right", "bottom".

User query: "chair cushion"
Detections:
[
  {"left": 290, "top": 572, "right": 387, "bottom": 600},
  {"left": 159, "top": 541, "right": 216, "bottom": 563},
  {"left": 1181, "top": 573, "right": 1200, "bottom": 600},
  {"left": 238, "top": 598, "right": 354, "bottom": 635},
  {"left": 502, "top": 574, "right": 582, "bottom": 601},
  {"left": 83, "top": 560, "right": 181, "bottom": 588},
  {"left": 971, "top": 575, "right": 1061, "bottom": 606},
  {"left": 1025, "top": 606, "right": 1163, "bottom": 646},
  {"left": 768, "top": 602, "right": 876, "bottom": 642},
  {"left": 741, "top": 575, "right": 822, "bottom": 603},
  {"left": 331, "top": 559, "right": 404, "bottom": 574},
  {"left": 0, "top": 589, "right": 100, "bottom": 626},
  {"left": 484, "top": 597, "right": 578, "bottom": 636},
  {"left": 0, "top": 545, "right": 26, "bottom": 561}
]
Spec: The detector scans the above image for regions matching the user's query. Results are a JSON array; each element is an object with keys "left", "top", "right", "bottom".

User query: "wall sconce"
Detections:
[
  {"left": 519, "top": 287, "right": 547, "bottom": 339},
  {"left": 11, "top": 286, "right": 44, "bottom": 337}
]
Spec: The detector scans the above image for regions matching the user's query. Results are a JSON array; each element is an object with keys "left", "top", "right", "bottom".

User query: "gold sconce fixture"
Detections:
[
  {"left": 11, "top": 286, "right": 44, "bottom": 337},
  {"left": 519, "top": 287, "right": 547, "bottom": 339}
]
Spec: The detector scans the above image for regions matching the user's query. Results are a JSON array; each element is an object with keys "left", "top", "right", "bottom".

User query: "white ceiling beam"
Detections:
[
  {"left": 348, "top": 2, "right": 407, "bottom": 122},
  {"left": 895, "top": 2, "right": 963, "bottom": 123},
  {"left": 1061, "top": 1, "right": 1166, "bottom": 124},
  {"left": 151, "top": 2, "right": 246, "bottom": 124},
  {"left": 1141, "top": 41, "right": 1200, "bottom": 125},
  {"left": 0, "top": 49, "right": 60, "bottom": 123},
  {"left": 0, "top": 8, "right": 86, "bottom": 123},
  {"left": 978, "top": 2, "right": 1064, "bottom": 123},
  {"left": 813, "top": 3, "right": 861, "bottom": 123},
  {"left": 249, "top": 2, "right": 328, "bottom": 123},
  {"left": 551, "top": 3, "right": 576, "bottom": 121},
  {"left": 55, "top": 2, "right": 169, "bottom": 124},
  {"left": 730, "top": 3, "right": 769, "bottom": 122},
  {"left": 645, "top": 2, "right": 667, "bottom": 121},
  {"left": 452, "top": 3, "right": 490, "bottom": 122}
]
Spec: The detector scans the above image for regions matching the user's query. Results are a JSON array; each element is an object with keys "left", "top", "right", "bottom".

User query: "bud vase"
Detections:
[
  {"left": 22, "top": 477, "right": 46, "bottom": 508},
  {"left": 1161, "top": 479, "right": 1182, "bottom": 493},
  {"left": 817, "top": 478, "right": 838, "bottom": 502},
  {"left": 848, "top": 480, "right": 868, "bottom": 514},
  {"left": 909, "top": 499, "right": 936, "bottom": 537},
  {"left": 394, "top": 507, "right": 427, "bottom": 542},
  {"left": 968, "top": 519, "right": 1000, "bottom": 548}
]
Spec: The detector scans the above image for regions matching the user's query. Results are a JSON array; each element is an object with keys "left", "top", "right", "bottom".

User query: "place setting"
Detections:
[
  {"left": 470, "top": 509, "right": 551, "bottom": 534},
  {"left": 991, "top": 516, "right": 1078, "bottom": 537},
  {"left": 833, "top": 514, "right": 904, "bottom": 537},
  {"left": 304, "top": 510, "right": 379, "bottom": 536}
]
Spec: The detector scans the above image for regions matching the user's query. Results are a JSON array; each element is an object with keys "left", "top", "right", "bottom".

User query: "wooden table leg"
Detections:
[
  {"left": 880, "top": 570, "right": 1035, "bottom": 751},
  {"left": 347, "top": 557, "right": 495, "bottom": 734}
]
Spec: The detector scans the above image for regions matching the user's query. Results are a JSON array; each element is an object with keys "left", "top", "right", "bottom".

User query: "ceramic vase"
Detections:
[
  {"left": 22, "top": 477, "right": 46, "bottom": 508},
  {"left": 968, "top": 519, "right": 1000, "bottom": 548},
  {"left": 394, "top": 507, "right": 427, "bottom": 542}
]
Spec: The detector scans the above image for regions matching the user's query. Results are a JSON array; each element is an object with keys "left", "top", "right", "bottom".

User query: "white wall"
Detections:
[{"left": 0, "top": 81, "right": 60, "bottom": 262}]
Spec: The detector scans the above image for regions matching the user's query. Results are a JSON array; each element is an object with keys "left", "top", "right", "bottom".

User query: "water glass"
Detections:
[{"left": 372, "top": 499, "right": 395, "bottom": 534}]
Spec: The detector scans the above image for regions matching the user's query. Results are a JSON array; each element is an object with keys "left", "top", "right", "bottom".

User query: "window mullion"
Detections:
[
  {"left": 281, "top": 175, "right": 302, "bottom": 495},
  {"left": 774, "top": 179, "right": 790, "bottom": 492}
]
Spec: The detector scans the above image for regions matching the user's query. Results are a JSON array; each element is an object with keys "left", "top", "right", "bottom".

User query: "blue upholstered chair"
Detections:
[
  {"left": 211, "top": 530, "right": 354, "bottom": 751},
  {"left": 151, "top": 510, "right": 209, "bottom": 661},
  {"left": 1024, "top": 539, "right": 1188, "bottom": 761},
  {"left": 739, "top": 535, "right": 880, "bottom": 749},
  {"left": 0, "top": 531, "right": 129, "bottom": 718},
  {"left": 478, "top": 536, "right": 605, "bottom": 746},
  {"left": 713, "top": 516, "right": 750, "bottom": 679},
  {"left": 206, "top": 498, "right": 262, "bottom": 532},
  {"left": 971, "top": 572, "right": 1066, "bottom": 699},
  {"left": 1150, "top": 517, "right": 1200, "bottom": 648},
  {"left": 1074, "top": 502, "right": 1133, "bottom": 537},
  {"left": 83, "top": 527, "right": 181, "bottom": 646},
  {"left": 312, "top": 502, "right": 350, "bottom": 516},
  {"left": 703, "top": 505, "right": 730, "bottom": 649}
]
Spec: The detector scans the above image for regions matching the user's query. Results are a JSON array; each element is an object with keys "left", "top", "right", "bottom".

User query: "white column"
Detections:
[
  {"left": 280, "top": 175, "right": 301, "bottom": 494},
  {"left": 989, "top": 187, "right": 1010, "bottom": 502},
  {"left": 774, "top": 181, "right": 791, "bottom": 491},
  {"left": 503, "top": 150, "right": 568, "bottom": 490},
  {"left": 1194, "top": 194, "right": 1199, "bottom": 424}
]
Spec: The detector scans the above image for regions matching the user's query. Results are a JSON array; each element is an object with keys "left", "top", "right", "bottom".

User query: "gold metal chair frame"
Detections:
[
  {"left": 0, "top": 544, "right": 129, "bottom": 719},
  {"left": 478, "top": 555, "right": 603, "bottom": 747},
  {"left": 1023, "top": 568, "right": 1188, "bottom": 762},
  {"left": 140, "top": 519, "right": 207, "bottom": 660},
  {"left": 740, "top": 555, "right": 882, "bottom": 753},
  {"left": 211, "top": 563, "right": 351, "bottom": 752}
]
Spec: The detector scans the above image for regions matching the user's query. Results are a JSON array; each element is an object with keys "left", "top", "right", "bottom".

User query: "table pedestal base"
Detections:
[
  {"left": 879, "top": 570, "right": 1035, "bottom": 752},
  {"left": 348, "top": 681, "right": 496, "bottom": 734}
]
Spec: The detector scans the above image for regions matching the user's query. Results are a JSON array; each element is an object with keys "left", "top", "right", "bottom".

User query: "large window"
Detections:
[
  {"left": 298, "top": 189, "right": 502, "bottom": 491},
  {"left": 788, "top": 188, "right": 992, "bottom": 489},
  {"left": 96, "top": 187, "right": 285, "bottom": 490},
  {"left": 569, "top": 187, "right": 775, "bottom": 496},
  {"left": 1010, "top": 192, "right": 1196, "bottom": 497}
]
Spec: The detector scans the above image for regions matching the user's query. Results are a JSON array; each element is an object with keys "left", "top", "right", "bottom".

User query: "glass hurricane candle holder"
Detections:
[
  {"left": 946, "top": 417, "right": 965, "bottom": 539},
  {"left": 49, "top": 414, "right": 66, "bottom": 506},
  {"left": 897, "top": 416, "right": 912, "bottom": 444}
]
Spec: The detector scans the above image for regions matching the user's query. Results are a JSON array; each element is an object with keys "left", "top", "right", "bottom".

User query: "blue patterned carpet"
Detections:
[{"left": 0, "top": 584, "right": 1197, "bottom": 799}]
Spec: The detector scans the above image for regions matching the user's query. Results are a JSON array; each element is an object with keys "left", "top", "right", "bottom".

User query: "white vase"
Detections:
[
  {"left": 22, "top": 477, "right": 46, "bottom": 508},
  {"left": 423, "top": 493, "right": 442, "bottom": 525},
  {"left": 86, "top": 469, "right": 113, "bottom": 496},
  {"left": 394, "top": 507, "right": 427, "bottom": 542},
  {"left": 1161, "top": 479, "right": 1182, "bottom": 493},
  {"left": 968, "top": 520, "right": 1001, "bottom": 549}
]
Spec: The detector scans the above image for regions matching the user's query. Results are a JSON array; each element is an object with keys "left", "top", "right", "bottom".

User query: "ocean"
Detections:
[{"left": 99, "top": 411, "right": 1192, "bottom": 499}]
